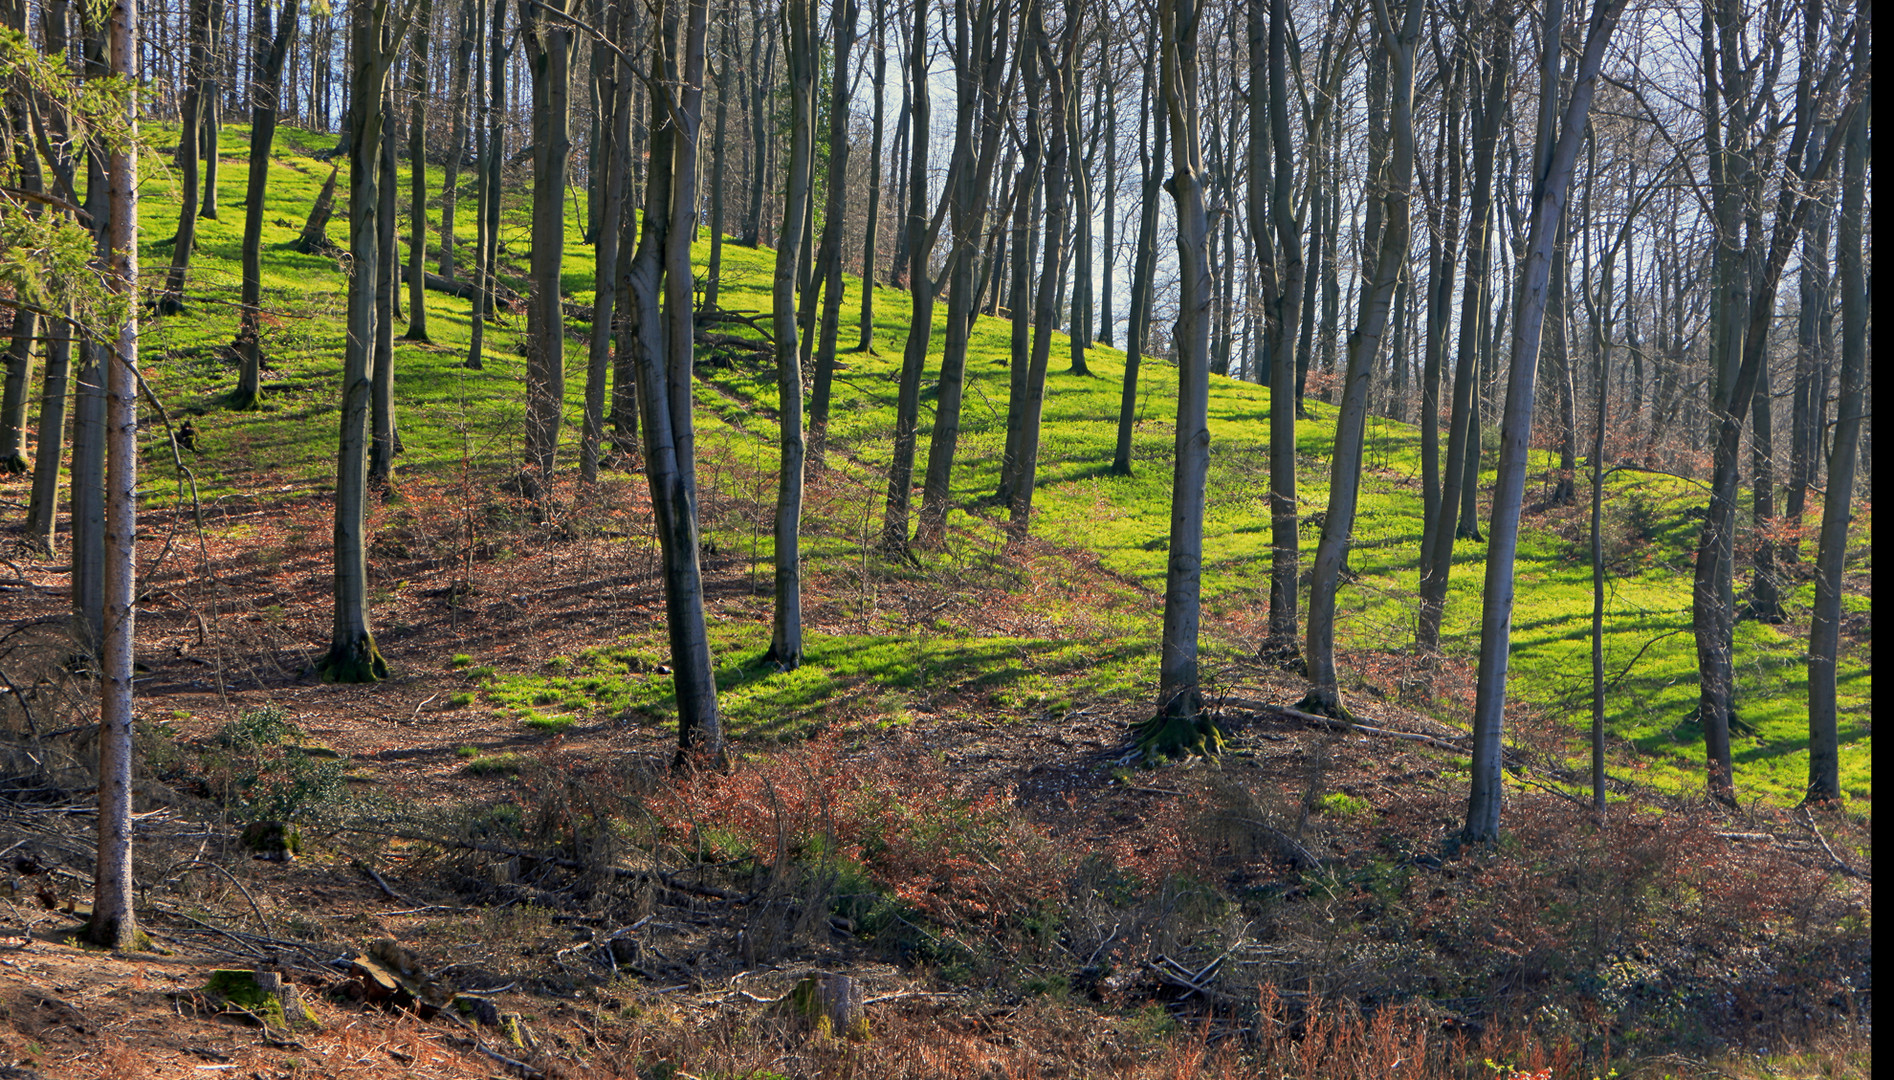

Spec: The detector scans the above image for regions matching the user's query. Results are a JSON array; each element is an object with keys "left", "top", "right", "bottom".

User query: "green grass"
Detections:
[{"left": 94, "top": 121, "right": 1870, "bottom": 807}]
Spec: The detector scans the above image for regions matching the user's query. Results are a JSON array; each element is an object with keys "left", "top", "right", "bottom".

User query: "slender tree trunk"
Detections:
[
  {"left": 70, "top": 13, "right": 109, "bottom": 653},
  {"left": 1111, "top": 51, "right": 1163, "bottom": 477},
  {"left": 1301, "top": 0, "right": 1423, "bottom": 718},
  {"left": 89, "top": 0, "right": 141, "bottom": 950},
  {"left": 582, "top": 0, "right": 633, "bottom": 484},
  {"left": 325, "top": 0, "right": 403, "bottom": 684},
  {"left": 403, "top": 0, "right": 433, "bottom": 341},
  {"left": 25, "top": 308, "right": 71, "bottom": 553},
  {"left": 1417, "top": 12, "right": 1509, "bottom": 659},
  {"left": 159, "top": 0, "right": 214, "bottom": 314},
  {"left": 1007, "top": 3, "right": 1072, "bottom": 538},
  {"left": 523, "top": 1, "right": 575, "bottom": 496},
  {"left": 1258, "top": 0, "right": 1305, "bottom": 665},
  {"left": 768, "top": 0, "right": 816, "bottom": 668},
  {"left": 998, "top": 41, "right": 1043, "bottom": 506},
  {"left": 806, "top": 0, "right": 859, "bottom": 469},
  {"left": 369, "top": 97, "right": 399, "bottom": 482},
  {"left": 912, "top": 0, "right": 1012, "bottom": 548},
  {"left": 468, "top": 0, "right": 505, "bottom": 369},
  {"left": 1465, "top": 0, "right": 1624, "bottom": 841},
  {"left": 856, "top": 1, "right": 887, "bottom": 349},
  {"left": 235, "top": 0, "right": 297, "bottom": 410},
  {"left": 879, "top": 0, "right": 943, "bottom": 553},
  {"left": 1133, "top": 0, "right": 1220, "bottom": 759},
  {"left": 1807, "top": 1, "right": 1864, "bottom": 804},
  {"left": 439, "top": 0, "right": 478, "bottom": 280},
  {"left": 198, "top": 0, "right": 225, "bottom": 220},
  {"left": 705, "top": 6, "right": 729, "bottom": 310}
]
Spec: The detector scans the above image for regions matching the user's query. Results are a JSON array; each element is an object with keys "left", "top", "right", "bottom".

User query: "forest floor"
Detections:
[{"left": 0, "top": 125, "right": 1874, "bottom": 1078}]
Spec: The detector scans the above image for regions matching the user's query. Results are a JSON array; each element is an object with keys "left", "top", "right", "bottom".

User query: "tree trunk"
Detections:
[
  {"left": 25, "top": 308, "right": 71, "bottom": 553},
  {"left": 1417, "top": 10, "right": 1510, "bottom": 659},
  {"left": 89, "top": 0, "right": 141, "bottom": 950},
  {"left": 705, "top": 5, "right": 729, "bottom": 311},
  {"left": 234, "top": 0, "right": 297, "bottom": 411},
  {"left": 879, "top": 0, "right": 943, "bottom": 554},
  {"left": 1807, "top": 3, "right": 1864, "bottom": 804},
  {"left": 768, "top": 0, "right": 816, "bottom": 668},
  {"left": 997, "top": 41, "right": 1043, "bottom": 506},
  {"left": 1465, "top": 0, "right": 1624, "bottom": 841},
  {"left": 1257, "top": 0, "right": 1305, "bottom": 665},
  {"left": 439, "top": 0, "right": 478, "bottom": 281},
  {"left": 912, "top": 0, "right": 1012, "bottom": 549},
  {"left": 159, "top": 0, "right": 214, "bottom": 314},
  {"left": 806, "top": 0, "right": 859, "bottom": 470},
  {"left": 1132, "top": 0, "right": 1219, "bottom": 759},
  {"left": 403, "top": 0, "right": 433, "bottom": 341},
  {"left": 1006, "top": 4, "right": 1071, "bottom": 537},
  {"left": 369, "top": 97, "right": 399, "bottom": 483},
  {"left": 856, "top": 0, "right": 887, "bottom": 350},
  {"left": 324, "top": 0, "right": 404, "bottom": 684},
  {"left": 468, "top": 0, "right": 507, "bottom": 370},
  {"left": 521, "top": 1, "right": 575, "bottom": 497},
  {"left": 582, "top": 0, "right": 634, "bottom": 484},
  {"left": 1111, "top": 48, "right": 1163, "bottom": 477},
  {"left": 198, "top": 0, "right": 226, "bottom": 220},
  {"left": 1301, "top": 0, "right": 1423, "bottom": 718}
]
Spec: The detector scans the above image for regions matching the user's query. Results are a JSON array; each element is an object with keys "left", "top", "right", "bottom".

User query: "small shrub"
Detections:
[
  {"left": 464, "top": 753, "right": 524, "bottom": 776},
  {"left": 449, "top": 654, "right": 475, "bottom": 669},
  {"left": 448, "top": 692, "right": 475, "bottom": 708}
]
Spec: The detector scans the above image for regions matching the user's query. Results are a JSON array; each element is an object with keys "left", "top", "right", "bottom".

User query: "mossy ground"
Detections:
[{"left": 92, "top": 121, "right": 1871, "bottom": 807}]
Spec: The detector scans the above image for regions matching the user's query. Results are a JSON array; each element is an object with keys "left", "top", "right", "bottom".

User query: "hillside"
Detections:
[{"left": 0, "top": 125, "right": 1873, "bottom": 1079}]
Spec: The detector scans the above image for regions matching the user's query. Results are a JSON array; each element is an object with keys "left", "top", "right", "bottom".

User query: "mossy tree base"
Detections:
[
  {"left": 1294, "top": 687, "right": 1356, "bottom": 722},
  {"left": 1129, "top": 709, "right": 1226, "bottom": 763},
  {"left": 322, "top": 637, "right": 389, "bottom": 683}
]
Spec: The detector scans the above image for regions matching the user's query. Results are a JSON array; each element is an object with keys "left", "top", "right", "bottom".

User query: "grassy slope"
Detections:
[{"left": 116, "top": 123, "right": 1869, "bottom": 805}]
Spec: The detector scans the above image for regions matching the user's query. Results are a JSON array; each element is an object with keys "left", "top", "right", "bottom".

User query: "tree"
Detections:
[
  {"left": 1807, "top": 0, "right": 1865, "bottom": 805},
  {"left": 522, "top": 0, "right": 577, "bottom": 498},
  {"left": 438, "top": 0, "right": 480, "bottom": 281},
  {"left": 581, "top": 0, "right": 634, "bottom": 484},
  {"left": 324, "top": 0, "right": 418, "bottom": 684},
  {"left": 768, "top": 0, "right": 816, "bottom": 669},
  {"left": 1131, "top": 0, "right": 1219, "bottom": 760},
  {"left": 233, "top": 0, "right": 300, "bottom": 410},
  {"left": 90, "top": 0, "right": 141, "bottom": 951},
  {"left": 805, "top": 0, "right": 860, "bottom": 468},
  {"left": 1109, "top": 41, "right": 1164, "bottom": 478},
  {"left": 1301, "top": 0, "right": 1422, "bottom": 719},
  {"left": 856, "top": 0, "right": 887, "bottom": 350},
  {"left": 158, "top": 0, "right": 215, "bottom": 315},
  {"left": 1465, "top": 0, "right": 1625, "bottom": 842},
  {"left": 402, "top": 0, "right": 434, "bottom": 342}
]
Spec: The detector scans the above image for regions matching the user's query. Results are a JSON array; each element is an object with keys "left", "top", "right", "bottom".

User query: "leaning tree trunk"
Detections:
[
  {"left": 1465, "top": 0, "right": 1625, "bottom": 842},
  {"left": 652, "top": 0, "right": 723, "bottom": 763},
  {"left": 1302, "top": 0, "right": 1423, "bottom": 719},
  {"left": 1807, "top": 5, "right": 1865, "bottom": 804},
  {"left": 879, "top": 0, "right": 944, "bottom": 554},
  {"left": 88, "top": 0, "right": 141, "bottom": 952},
  {"left": 913, "top": 0, "right": 1012, "bottom": 549},
  {"left": 234, "top": 0, "right": 298, "bottom": 410},
  {"left": 159, "top": 0, "right": 214, "bottom": 315},
  {"left": 805, "top": 0, "right": 859, "bottom": 470},
  {"left": 767, "top": 0, "right": 816, "bottom": 669}
]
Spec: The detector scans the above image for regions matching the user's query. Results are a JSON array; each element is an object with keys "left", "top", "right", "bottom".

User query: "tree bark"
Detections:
[
  {"left": 1301, "top": 0, "right": 1422, "bottom": 718},
  {"left": 1807, "top": 0, "right": 1864, "bottom": 804},
  {"left": 1465, "top": 0, "right": 1624, "bottom": 841},
  {"left": 522, "top": 0, "right": 575, "bottom": 497},
  {"left": 1132, "top": 0, "right": 1219, "bottom": 759},
  {"left": 768, "top": 0, "right": 816, "bottom": 669},
  {"left": 806, "top": 0, "right": 860, "bottom": 469},
  {"left": 234, "top": 0, "right": 298, "bottom": 410}
]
